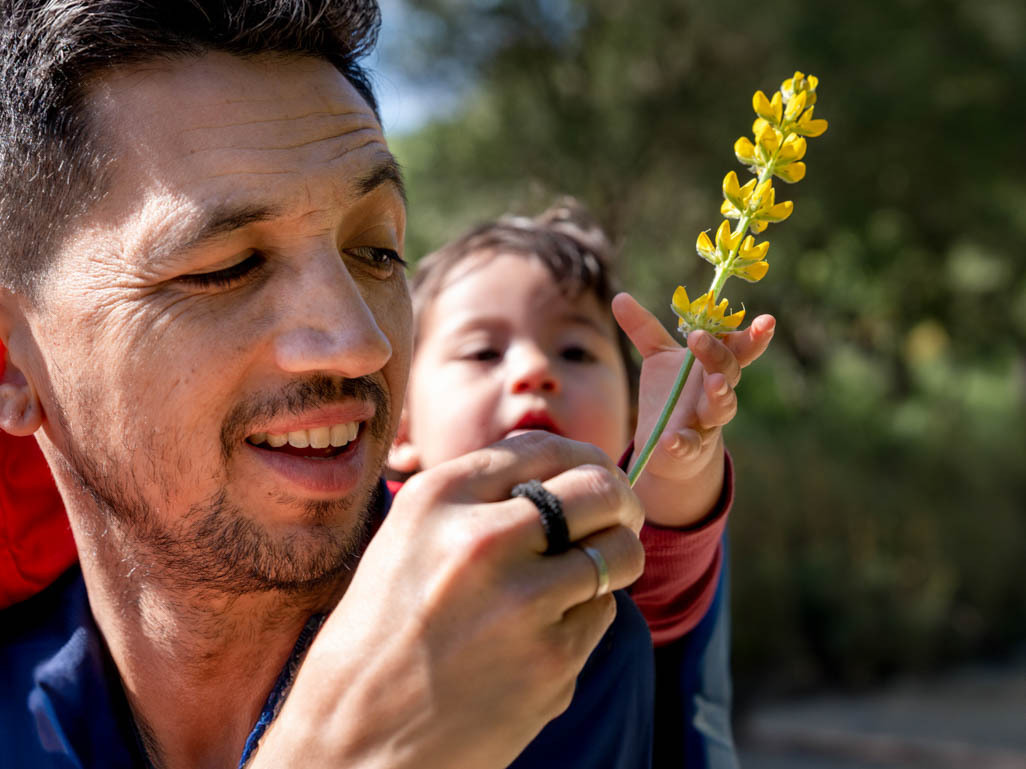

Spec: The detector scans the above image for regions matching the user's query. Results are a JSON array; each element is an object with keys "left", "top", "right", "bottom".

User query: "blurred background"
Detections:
[{"left": 372, "top": 1, "right": 1026, "bottom": 765}]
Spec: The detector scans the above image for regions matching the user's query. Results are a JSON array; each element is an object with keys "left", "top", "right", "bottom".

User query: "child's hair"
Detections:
[{"left": 410, "top": 198, "right": 639, "bottom": 402}]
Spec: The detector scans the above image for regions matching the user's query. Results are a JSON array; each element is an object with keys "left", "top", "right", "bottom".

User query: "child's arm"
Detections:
[{"left": 611, "top": 292, "right": 774, "bottom": 528}]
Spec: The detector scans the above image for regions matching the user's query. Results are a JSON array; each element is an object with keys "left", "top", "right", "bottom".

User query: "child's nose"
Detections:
[{"left": 509, "top": 347, "right": 559, "bottom": 394}]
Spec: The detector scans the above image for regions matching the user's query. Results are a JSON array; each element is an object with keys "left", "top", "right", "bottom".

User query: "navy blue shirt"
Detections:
[{"left": 1, "top": 482, "right": 657, "bottom": 769}]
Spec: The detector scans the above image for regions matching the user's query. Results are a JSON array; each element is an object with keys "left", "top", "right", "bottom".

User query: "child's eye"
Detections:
[
  {"left": 177, "top": 252, "right": 266, "bottom": 289},
  {"left": 561, "top": 345, "right": 596, "bottom": 363},
  {"left": 464, "top": 348, "right": 501, "bottom": 362},
  {"left": 346, "top": 246, "right": 407, "bottom": 278}
]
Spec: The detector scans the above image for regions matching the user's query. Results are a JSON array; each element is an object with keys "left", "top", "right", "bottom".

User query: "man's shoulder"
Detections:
[
  {"left": 0, "top": 567, "right": 85, "bottom": 766},
  {"left": 1, "top": 565, "right": 84, "bottom": 649}
]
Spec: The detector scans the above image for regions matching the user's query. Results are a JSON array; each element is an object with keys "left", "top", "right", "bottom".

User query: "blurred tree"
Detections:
[{"left": 384, "top": 0, "right": 1026, "bottom": 699}]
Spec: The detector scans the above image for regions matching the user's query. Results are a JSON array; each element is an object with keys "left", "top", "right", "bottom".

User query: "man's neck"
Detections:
[{"left": 72, "top": 513, "right": 350, "bottom": 769}]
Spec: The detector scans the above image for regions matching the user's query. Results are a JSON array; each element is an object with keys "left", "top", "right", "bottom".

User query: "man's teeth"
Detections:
[{"left": 248, "top": 422, "right": 359, "bottom": 449}]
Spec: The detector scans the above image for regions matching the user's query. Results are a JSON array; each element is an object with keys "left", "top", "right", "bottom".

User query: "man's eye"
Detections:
[
  {"left": 177, "top": 252, "right": 266, "bottom": 289},
  {"left": 561, "top": 345, "right": 596, "bottom": 363},
  {"left": 346, "top": 246, "right": 407, "bottom": 277}
]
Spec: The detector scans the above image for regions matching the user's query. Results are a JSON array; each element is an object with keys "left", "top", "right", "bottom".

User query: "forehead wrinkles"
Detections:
[{"left": 91, "top": 54, "right": 387, "bottom": 197}]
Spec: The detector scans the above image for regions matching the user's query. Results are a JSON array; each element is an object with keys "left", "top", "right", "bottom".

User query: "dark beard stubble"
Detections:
[{"left": 54, "top": 374, "right": 391, "bottom": 596}]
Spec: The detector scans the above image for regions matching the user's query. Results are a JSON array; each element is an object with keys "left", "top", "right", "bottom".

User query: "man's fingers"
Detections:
[
  {"left": 526, "top": 525, "right": 645, "bottom": 612},
  {"left": 504, "top": 462, "right": 644, "bottom": 554},
  {"left": 432, "top": 431, "right": 619, "bottom": 504},
  {"left": 611, "top": 292, "right": 680, "bottom": 358}
]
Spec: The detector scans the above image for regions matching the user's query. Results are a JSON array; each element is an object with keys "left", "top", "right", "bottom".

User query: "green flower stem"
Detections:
[
  {"left": 627, "top": 151, "right": 781, "bottom": 488},
  {"left": 627, "top": 349, "right": 696, "bottom": 485}
]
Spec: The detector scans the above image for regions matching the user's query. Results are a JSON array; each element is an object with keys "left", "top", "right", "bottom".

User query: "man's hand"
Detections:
[
  {"left": 611, "top": 291, "right": 774, "bottom": 527},
  {"left": 253, "top": 432, "right": 645, "bottom": 769}
]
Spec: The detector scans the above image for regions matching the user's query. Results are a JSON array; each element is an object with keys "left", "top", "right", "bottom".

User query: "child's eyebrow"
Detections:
[{"left": 559, "top": 312, "right": 611, "bottom": 335}]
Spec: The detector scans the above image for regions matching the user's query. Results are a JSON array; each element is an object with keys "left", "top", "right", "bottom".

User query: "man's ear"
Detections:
[
  {"left": 0, "top": 299, "right": 44, "bottom": 437},
  {"left": 387, "top": 406, "right": 421, "bottom": 475}
]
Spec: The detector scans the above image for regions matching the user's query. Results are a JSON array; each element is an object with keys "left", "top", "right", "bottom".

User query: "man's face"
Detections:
[{"left": 24, "top": 52, "right": 411, "bottom": 593}]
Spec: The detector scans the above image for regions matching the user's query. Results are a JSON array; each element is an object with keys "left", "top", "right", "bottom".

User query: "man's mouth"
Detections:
[{"left": 246, "top": 421, "right": 361, "bottom": 459}]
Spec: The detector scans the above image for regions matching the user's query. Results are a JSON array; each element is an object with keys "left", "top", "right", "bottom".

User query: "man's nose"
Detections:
[
  {"left": 509, "top": 344, "right": 559, "bottom": 394},
  {"left": 272, "top": 254, "right": 392, "bottom": 379}
]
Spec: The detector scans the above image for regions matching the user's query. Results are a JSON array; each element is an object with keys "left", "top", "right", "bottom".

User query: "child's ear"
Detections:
[
  {"left": 0, "top": 314, "right": 44, "bottom": 437},
  {"left": 387, "top": 406, "right": 422, "bottom": 474}
]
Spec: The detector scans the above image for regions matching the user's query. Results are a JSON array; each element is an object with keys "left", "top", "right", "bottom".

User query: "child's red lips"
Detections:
[{"left": 510, "top": 411, "right": 562, "bottom": 435}]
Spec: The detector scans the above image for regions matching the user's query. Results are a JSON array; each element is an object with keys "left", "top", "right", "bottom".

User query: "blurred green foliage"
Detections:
[{"left": 383, "top": 0, "right": 1026, "bottom": 699}]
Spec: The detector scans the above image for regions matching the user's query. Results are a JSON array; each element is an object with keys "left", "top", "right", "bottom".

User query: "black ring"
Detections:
[{"left": 512, "top": 479, "right": 571, "bottom": 555}]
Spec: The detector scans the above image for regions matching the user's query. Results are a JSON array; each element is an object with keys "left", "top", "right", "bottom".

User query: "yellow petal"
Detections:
[
  {"left": 722, "top": 308, "right": 746, "bottom": 329},
  {"left": 696, "top": 231, "right": 719, "bottom": 264},
  {"left": 714, "top": 220, "right": 733, "bottom": 251},
  {"left": 720, "top": 199, "right": 741, "bottom": 219},
  {"left": 763, "top": 200, "right": 794, "bottom": 222},
  {"left": 739, "top": 178, "right": 758, "bottom": 202},
  {"left": 738, "top": 237, "right": 769, "bottom": 262},
  {"left": 784, "top": 90, "right": 808, "bottom": 122},
  {"left": 752, "top": 90, "right": 782, "bottom": 124},
  {"left": 722, "top": 170, "right": 743, "bottom": 208},
  {"left": 734, "top": 136, "right": 758, "bottom": 165},
  {"left": 671, "top": 285, "right": 691, "bottom": 314},
  {"left": 749, "top": 219, "right": 768, "bottom": 234},
  {"left": 775, "top": 161, "right": 806, "bottom": 183},
  {"left": 807, "top": 74, "right": 819, "bottom": 91},
  {"left": 795, "top": 111, "right": 828, "bottom": 137},
  {"left": 751, "top": 179, "right": 773, "bottom": 208},
  {"left": 734, "top": 261, "right": 769, "bottom": 283},
  {"left": 777, "top": 135, "right": 808, "bottom": 163},
  {"left": 696, "top": 230, "right": 714, "bottom": 253},
  {"left": 756, "top": 122, "right": 781, "bottom": 154}
]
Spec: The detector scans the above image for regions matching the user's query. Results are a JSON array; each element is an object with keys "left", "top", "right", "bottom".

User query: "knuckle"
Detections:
[{"left": 575, "top": 463, "right": 624, "bottom": 511}]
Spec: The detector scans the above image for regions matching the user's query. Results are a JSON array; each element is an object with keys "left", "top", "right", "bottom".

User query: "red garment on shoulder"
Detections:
[{"left": 0, "top": 343, "right": 76, "bottom": 608}]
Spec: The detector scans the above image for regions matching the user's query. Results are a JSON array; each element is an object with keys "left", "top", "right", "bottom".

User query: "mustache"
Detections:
[{"left": 220, "top": 374, "right": 390, "bottom": 461}]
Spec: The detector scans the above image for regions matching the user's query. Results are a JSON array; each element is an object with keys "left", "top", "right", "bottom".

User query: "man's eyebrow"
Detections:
[
  {"left": 356, "top": 155, "right": 407, "bottom": 205},
  {"left": 155, "top": 205, "right": 281, "bottom": 264}
]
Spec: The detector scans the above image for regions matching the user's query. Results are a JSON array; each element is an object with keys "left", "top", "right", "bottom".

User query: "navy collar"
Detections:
[{"left": 30, "top": 479, "right": 393, "bottom": 769}]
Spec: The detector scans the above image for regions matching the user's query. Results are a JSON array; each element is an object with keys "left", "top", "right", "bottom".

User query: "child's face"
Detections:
[{"left": 398, "top": 252, "right": 631, "bottom": 470}]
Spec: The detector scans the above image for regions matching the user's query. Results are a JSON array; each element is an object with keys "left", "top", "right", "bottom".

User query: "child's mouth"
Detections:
[{"left": 507, "top": 411, "right": 562, "bottom": 437}]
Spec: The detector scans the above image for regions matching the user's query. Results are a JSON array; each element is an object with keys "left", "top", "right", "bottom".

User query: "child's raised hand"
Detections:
[{"left": 611, "top": 292, "right": 774, "bottom": 527}]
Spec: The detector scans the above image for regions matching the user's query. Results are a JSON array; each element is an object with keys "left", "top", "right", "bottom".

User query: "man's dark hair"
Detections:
[
  {"left": 0, "top": 0, "right": 382, "bottom": 298},
  {"left": 411, "top": 198, "right": 640, "bottom": 404}
]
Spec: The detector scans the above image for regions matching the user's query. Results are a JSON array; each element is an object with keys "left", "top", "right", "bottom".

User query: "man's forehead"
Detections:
[{"left": 76, "top": 51, "right": 404, "bottom": 265}]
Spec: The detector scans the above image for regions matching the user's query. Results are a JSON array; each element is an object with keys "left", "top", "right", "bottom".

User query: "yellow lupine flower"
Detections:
[
  {"left": 793, "top": 106, "right": 828, "bottom": 137},
  {"left": 734, "top": 136, "right": 758, "bottom": 167},
  {"left": 671, "top": 286, "right": 746, "bottom": 335},
  {"left": 695, "top": 230, "right": 718, "bottom": 265},
  {"left": 733, "top": 260, "right": 769, "bottom": 282},
  {"left": 774, "top": 161, "right": 806, "bottom": 183},
  {"left": 782, "top": 71, "right": 818, "bottom": 106},
  {"left": 776, "top": 135, "right": 807, "bottom": 165},
  {"left": 752, "top": 90, "right": 782, "bottom": 125},
  {"left": 783, "top": 89, "right": 808, "bottom": 122},
  {"left": 635, "top": 72, "right": 826, "bottom": 486}
]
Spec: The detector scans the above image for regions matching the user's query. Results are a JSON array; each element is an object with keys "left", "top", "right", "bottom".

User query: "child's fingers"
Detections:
[
  {"left": 611, "top": 292, "right": 680, "bottom": 358},
  {"left": 695, "top": 372, "right": 738, "bottom": 429},
  {"left": 687, "top": 331, "right": 742, "bottom": 388},
  {"left": 721, "top": 314, "right": 776, "bottom": 368}
]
